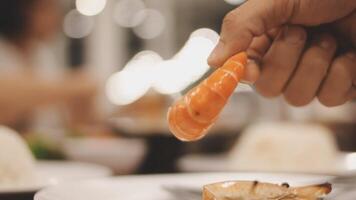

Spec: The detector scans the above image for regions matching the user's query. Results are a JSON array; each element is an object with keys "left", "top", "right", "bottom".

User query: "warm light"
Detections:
[
  {"left": 106, "top": 70, "right": 150, "bottom": 106},
  {"left": 133, "top": 9, "right": 166, "bottom": 39},
  {"left": 63, "top": 9, "right": 94, "bottom": 38},
  {"left": 153, "top": 29, "right": 218, "bottom": 94},
  {"left": 190, "top": 28, "right": 220, "bottom": 45},
  {"left": 224, "top": 0, "right": 246, "bottom": 5},
  {"left": 106, "top": 29, "right": 221, "bottom": 104},
  {"left": 106, "top": 51, "right": 162, "bottom": 105},
  {"left": 152, "top": 60, "right": 187, "bottom": 94},
  {"left": 76, "top": 0, "right": 107, "bottom": 16},
  {"left": 113, "top": 0, "right": 146, "bottom": 28},
  {"left": 129, "top": 51, "right": 163, "bottom": 68}
]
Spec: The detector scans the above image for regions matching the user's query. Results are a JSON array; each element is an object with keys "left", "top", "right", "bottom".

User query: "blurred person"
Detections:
[
  {"left": 0, "top": 0, "right": 97, "bottom": 130},
  {"left": 209, "top": 0, "right": 355, "bottom": 107}
]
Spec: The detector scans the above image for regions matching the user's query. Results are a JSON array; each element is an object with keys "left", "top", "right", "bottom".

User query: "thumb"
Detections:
[{"left": 208, "top": 0, "right": 356, "bottom": 67}]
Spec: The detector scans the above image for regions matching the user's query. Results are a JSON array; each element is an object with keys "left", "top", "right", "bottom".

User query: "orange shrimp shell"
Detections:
[{"left": 168, "top": 52, "right": 247, "bottom": 141}]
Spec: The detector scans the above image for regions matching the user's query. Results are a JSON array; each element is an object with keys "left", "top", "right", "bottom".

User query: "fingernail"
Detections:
[
  {"left": 318, "top": 34, "right": 333, "bottom": 49},
  {"left": 319, "top": 40, "right": 331, "bottom": 49},
  {"left": 241, "top": 59, "right": 260, "bottom": 84},
  {"left": 208, "top": 42, "right": 224, "bottom": 66},
  {"left": 241, "top": 77, "right": 255, "bottom": 84},
  {"left": 240, "top": 80, "right": 254, "bottom": 85},
  {"left": 281, "top": 26, "right": 306, "bottom": 44},
  {"left": 247, "top": 58, "right": 261, "bottom": 66}
]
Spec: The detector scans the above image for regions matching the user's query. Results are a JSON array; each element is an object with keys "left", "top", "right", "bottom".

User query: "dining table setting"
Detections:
[{"left": 0, "top": 0, "right": 355, "bottom": 199}]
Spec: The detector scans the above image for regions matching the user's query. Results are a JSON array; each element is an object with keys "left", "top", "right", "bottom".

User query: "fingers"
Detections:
[
  {"left": 242, "top": 61, "right": 261, "bottom": 84},
  {"left": 243, "top": 29, "right": 281, "bottom": 83},
  {"left": 255, "top": 26, "right": 307, "bottom": 97},
  {"left": 208, "top": 0, "right": 296, "bottom": 67},
  {"left": 247, "top": 35, "right": 271, "bottom": 61},
  {"left": 290, "top": 0, "right": 356, "bottom": 25},
  {"left": 208, "top": 0, "right": 356, "bottom": 67},
  {"left": 284, "top": 34, "right": 337, "bottom": 106},
  {"left": 318, "top": 51, "right": 356, "bottom": 106},
  {"left": 243, "top": 35, "right": 272, "bottom": 83}
]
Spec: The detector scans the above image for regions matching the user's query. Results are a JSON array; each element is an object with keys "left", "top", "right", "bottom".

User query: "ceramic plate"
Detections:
[{"left": 35, "top": 172, "right": 332, "bottom": 200}]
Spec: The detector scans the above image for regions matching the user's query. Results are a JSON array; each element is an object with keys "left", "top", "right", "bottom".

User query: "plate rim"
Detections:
[{"left": 34, "top": 171, "right": 335, "bottom": 200}]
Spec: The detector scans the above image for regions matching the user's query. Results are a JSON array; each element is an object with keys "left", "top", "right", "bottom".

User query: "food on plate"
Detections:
[
  {"left": 203, "top": 181, "right": 332, "bottom": 200},
  {"left": 26, "top": 133, "right": 65, "bottom": 160},
  {"left": 0, "top": 126, "right": 36, "bottom": 187},
  {"left": 167, "top": 52, "right": 247, "bottom": 141},
  {"left": 229, "top": 123, "right": 339, "bottom": 173}
]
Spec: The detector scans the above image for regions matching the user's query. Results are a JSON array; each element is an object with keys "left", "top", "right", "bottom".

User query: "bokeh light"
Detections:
[
  {"left": 133, "top": 9, "right": 166, "bottom": 39},
  {"left": 106, "top": 29, "right": 220, "bottom": 104},
  {"left": 113, "top": 0, "right": 146, "bottom": 28},
  {"left": 153, "top": 28, "right": 218, "bottom": 94},
  {"left": 106, "top": 51, "right": 162, "bottom": 105},
  {"left": 190, "top": 28, "right": 220, "bottom": 45},
  {"left": 106, "top": 70, "right": 150, "bottom": 106},
  {"left": 63, "top": 9, "right": 94, "bottom": 39},
  {"left": 152, "top": 60, "right": 186, "bottom": 94},
  {"left": 129, "top": 51, "right": 163, "bottom": 66},
  {"left": 76, "top": 0, "right": 107, "bottom": 16}
]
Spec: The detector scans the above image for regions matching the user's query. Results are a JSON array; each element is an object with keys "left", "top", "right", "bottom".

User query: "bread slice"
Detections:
[{"left": 203, "top": 181, "right": 331, "bottom": 200}]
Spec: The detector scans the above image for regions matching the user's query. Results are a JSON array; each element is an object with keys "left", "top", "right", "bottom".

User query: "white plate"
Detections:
[
  {"left": 34, "top": 172, "right": 332, "bottom": 200},
  {"left": 178, "top": 152, "right": 356, "bottom": 176},
  {"left": 0, "top": 161, "right": 112, "bottom": 194}
]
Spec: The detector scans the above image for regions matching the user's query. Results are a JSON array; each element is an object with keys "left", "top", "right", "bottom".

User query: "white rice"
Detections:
[
  {"left": 0, "top": 126, "right": 36, "bottom": 187},
  {"left": 229, "top": 123, "right": 339, "bottom": 173}
]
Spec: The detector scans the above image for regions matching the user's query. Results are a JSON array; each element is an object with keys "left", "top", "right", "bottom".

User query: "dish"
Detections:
[
  {"left": 35, "top": 172, "right": 332, "bottom": 200},
  {"left": 0, "top": 161, "right": 112, "bottom": 194},
  {"left": 203, "top": 181, "right": 331, "bottom": 200}
]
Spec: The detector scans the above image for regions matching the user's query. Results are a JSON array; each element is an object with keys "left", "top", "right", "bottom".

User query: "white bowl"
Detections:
[{"left": 61, "top": 137, "right": 147, "bottom": 174}]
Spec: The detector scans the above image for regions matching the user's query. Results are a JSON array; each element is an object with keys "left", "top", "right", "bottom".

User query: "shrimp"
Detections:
[
  {"left": 203, "top": 181, "right": 332, "bottom": 200},
  {"left": 167, "top": 52, "right": 247, "bottom": 141}
]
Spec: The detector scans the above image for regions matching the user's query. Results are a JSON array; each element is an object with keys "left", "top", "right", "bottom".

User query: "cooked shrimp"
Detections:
[{"left": 167, "top": 52, "right": 247, "bottom": 141}]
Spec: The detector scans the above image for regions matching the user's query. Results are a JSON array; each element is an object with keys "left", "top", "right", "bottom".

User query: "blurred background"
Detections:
[{"left": 0, "top": 0, "right": 355, "bottom": 176}]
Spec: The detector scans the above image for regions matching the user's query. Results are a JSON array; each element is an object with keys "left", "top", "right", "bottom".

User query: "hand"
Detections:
[
  {"left": 248, "top": 26, "right": 356, "bottom": 107},
  {"left": 209, "top": 0, "right": 356, "bottom": 107}
]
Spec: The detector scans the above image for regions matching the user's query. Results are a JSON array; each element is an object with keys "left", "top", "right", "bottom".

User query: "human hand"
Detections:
[
  {"left": 208, "top": 0, "right": 356, "bottom": 106},
  {"left": 248, "top": 25, "right": 355, "bottom": 107}
]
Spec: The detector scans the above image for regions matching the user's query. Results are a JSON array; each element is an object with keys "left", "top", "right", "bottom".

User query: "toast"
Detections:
[{"left": 203, "top": 181, "right": 331, "bottom": 200}]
